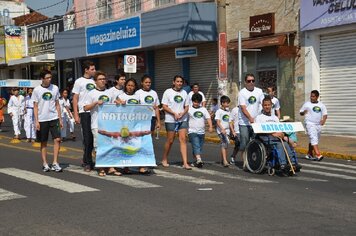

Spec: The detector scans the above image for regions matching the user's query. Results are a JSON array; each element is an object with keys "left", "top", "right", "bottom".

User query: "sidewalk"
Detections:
[{"left": 158, "top": 122, "right": 356, "bottom": 161}]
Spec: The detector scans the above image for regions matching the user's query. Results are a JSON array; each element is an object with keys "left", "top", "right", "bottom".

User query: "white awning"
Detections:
[{"left": 7, "top": 54, "right": 55, "bottom": 66}]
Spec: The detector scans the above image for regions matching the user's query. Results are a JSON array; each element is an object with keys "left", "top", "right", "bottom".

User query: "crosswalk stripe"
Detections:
[
  {"left": 0, "top": 188, "right": 26, "bottom": 201},
  {"left": 0, "top": 168, "right": 99, "bottom": 193},
  {"left": 171, "top": 166, "right": 276, "bottom": 183},
  {"left": 302, "top": 169, "right": 356, "bottom": 180},
  {"left": 317, "top": 162, "right": 356, "bottom": 170},
  {"left": 302, "top": 163, "right": 356, "bottom": 175},
  {"left": 154, "top": 169, "right": 223, "bottom": 185},
  {"left": 67, "top": 165, "right": 161, "bottom": 189},
  {"left": 290, "top": 176, "right": 328, "bottom": 182}
]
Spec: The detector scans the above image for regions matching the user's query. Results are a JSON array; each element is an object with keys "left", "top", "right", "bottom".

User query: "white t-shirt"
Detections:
[
  {"left": 24, "top": 95, "right": 34, "bottom": 109},
  {"left": 188, "top": 91, "right": 206, "bottom": 106},
  {"left": 59, "top": 98, "right": 71, "bottom": 116},
  {"left": 32, "top": 84, "right": 60, "bottom": 122},
  {"left": 255, "top": 113, "right": 279, "bottom": 123},
  {"left": 108, "top": 86, "right": 124, "bottom": 102},
  {"left": 238, "top": 87, "right": 264, "bottom": 126},
  {"left": 188, "top": 106, "right": 210, "bottom": 134},
  {"left": 118, "top": 93, "right": 140, "bottom": 105},
  {"left": 85, "top": 89, "right": 112, "bottom": 129},
  {"left": 229, "top": 107, "right": 240, "bottom": 133},
  {"left": 215, "top": 108, "right": 230, "bottom": 135},
  {"left": 162, "top": 88, "right": 189, "bottom": 123},
  {"left": 136, "top": 89, "right": 160, "bottom": 117},
  {"left": 300, "top": 101, "right": 327, "bottom": 125},
  {"left": 271, "top": 96, "right": 280, "bottom": 117},
  {"left": 72, "top": 77, "right": 96, "bottom": 113}
]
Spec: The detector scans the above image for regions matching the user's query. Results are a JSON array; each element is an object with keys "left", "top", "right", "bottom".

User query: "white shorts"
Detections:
[{"left": 306, "top": 123, "right": 321, "bottom": 146}]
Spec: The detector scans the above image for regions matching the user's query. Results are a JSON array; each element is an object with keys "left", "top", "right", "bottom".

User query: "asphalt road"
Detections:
[{"left": 0, "top": 124, "right": 356, "bottom": 235}]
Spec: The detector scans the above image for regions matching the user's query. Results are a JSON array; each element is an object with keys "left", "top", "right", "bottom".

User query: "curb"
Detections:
[{"left": 158, "top": 131, "right": 356, "bottom": 161}]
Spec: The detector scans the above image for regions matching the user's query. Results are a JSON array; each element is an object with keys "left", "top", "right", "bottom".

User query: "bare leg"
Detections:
[
  {"left": 162, "top": 131, "right": 175, "bottom": 166},
  {"left": 40, "top": 141, "right": 48, "bottom": 165},
  {"left": 308, "top": 143, "right": 313, "bottom": 156},
  {"left": 312, "top": 144, "right": 321, "bottom": 156},
  {"left": 53, "top": 138, "right": 61, "bottom": 164},
  {"left": 178, "top": 129, "right": 189, "bottom": 168},
  {"left": 221, "top": 147, "right": 228, "bottom": 165}
]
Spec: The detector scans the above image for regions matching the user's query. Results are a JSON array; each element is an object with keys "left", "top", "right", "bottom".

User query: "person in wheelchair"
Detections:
[{"left": 255, "top": 97, "right": 301, "bottom": 172}]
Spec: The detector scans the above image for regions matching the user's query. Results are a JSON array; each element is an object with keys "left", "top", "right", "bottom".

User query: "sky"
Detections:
[{"left": 24, "top": 0, "right": 73, "bottom": 17}]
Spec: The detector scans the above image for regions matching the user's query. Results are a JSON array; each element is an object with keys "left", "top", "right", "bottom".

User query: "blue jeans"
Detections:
[
  {"left": 239, "top": 125, "right": 254, "bottom": 151},
  {"left": 259, "top": 135, "right": 296, "bottom": 166},
  {"left": 188, "top": 133, "right": 205, "bottom": 156}
]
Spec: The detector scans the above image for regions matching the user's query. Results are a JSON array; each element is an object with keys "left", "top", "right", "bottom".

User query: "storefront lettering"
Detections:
[
  {"left": 89, "top": 27, "right": 137, "bottom": 46},
  {"left": 313, "top": 0, "right": 356, "bottom": 13},
  {"left": 31, "top": 23, "right": 60, "bottom": 44}
]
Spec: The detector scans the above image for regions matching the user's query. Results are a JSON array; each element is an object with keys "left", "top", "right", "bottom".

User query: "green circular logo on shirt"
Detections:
[
  {"left": 194, "top": 111, "right": 204, "bottom": 118},
  {"left": 127, "top": 99, "right": 139, "bottom": 104},
  {"left": 86, "top": 83, "right": 95, "bottom": 91},
  {"left": 248, "top": 96, "right": 257, "bottom": 104},
  {"left": 313, "top": 106, "right": 321, "bottom": 113},
  {"left": 144, "top": 95, "right": 154, "bottom": 104},
  {"left": 42, "top": 92, "right": 52, "bottom": 101},
  {"left": 222, "top": 114, "right": 229, "bottom": 122},
  {"left": 99, "top": 95, "right": 110, "bottom": 103},
  {"left": 174, "top": 95, "right": 183, "bottom": 103}
]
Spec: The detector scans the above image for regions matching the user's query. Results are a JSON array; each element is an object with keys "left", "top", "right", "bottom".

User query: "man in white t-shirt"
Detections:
[
  {"left": 108, "top": 72, "right": 126, "bottom": 101},
  {"left": 187, "top": 83, "right": 206, "bottom": 107},
  {"left": 72, "top": 60, "right": 96, "bottom": 171},
  {"left": 238, "top": 73, "right": 264, "bottom": 168},
  {"left": 300, "top": 90, "right": 327, "bottom": 161},
  {"left": 33, "top": 70, "right": 63, "bottom": 172}
]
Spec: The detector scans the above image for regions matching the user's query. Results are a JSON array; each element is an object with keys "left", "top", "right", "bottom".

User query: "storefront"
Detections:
[
  {"left": 228, "top": 13, "right": 297, "bottom": 117},
  {"left": 55, "top": 2, "right": 218, "bottom": 104},
  {"left": 301, "top": 0, "right": 356, "bottom": 135}
]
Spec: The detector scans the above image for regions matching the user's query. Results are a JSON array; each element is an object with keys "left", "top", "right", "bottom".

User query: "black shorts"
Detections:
[{"left": 36, "top": 119, "right": 61, "bottom": 142}]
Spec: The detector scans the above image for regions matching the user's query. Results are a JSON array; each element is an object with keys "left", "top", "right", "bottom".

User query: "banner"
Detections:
[
  {"left": 96, "top": 104, "right": 156, "bottom": 167},
  {"left": 4, "top": 25, "right": 22, "bottom": 63},
  {"left": 251, "top": 122, "right": 305, "bottom": 134},
  {"left": 0, "top": 26, "right": 5, "bottom": 64}
]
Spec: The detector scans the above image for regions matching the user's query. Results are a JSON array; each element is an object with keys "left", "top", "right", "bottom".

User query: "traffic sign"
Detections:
[{"left": 124, "top": 55, "right": 137, "bottom": 73}]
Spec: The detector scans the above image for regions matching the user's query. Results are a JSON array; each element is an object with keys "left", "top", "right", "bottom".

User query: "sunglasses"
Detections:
[{"left": 246, "top": 80, "right": 255, "bottom": 83}]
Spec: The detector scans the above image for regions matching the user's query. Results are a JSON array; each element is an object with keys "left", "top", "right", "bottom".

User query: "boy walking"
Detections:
[
  {"left": 215, "top": 95, "right": 231, "bottom": 167},
  {"left": 300, "top": 90, "right": 327, "bottom": 161},
  {"left": 188, "top": 93, "right": 213, "bottom": 168},
  {"left": 229, "top": 105, "right": 240, "bottom": 165},
  {"left": 33, "top": 70, "right": 63, "bottom": 172}
]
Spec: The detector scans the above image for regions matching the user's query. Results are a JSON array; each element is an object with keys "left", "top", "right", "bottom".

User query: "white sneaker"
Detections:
[
  {"left": 51, "top": 163, "right": 62, "bottom": 172},
  {"left": 305, "top": 154, "right": 317, "bottom": 161},
  {"left": 229, "top": 157, "right": 235, "bottom": 165},
  {"left": 43, "top": 164, "right": 51, "bottom": 172},
  {"left": 196, "top": 158, "right": 203, "bottom": 168}
]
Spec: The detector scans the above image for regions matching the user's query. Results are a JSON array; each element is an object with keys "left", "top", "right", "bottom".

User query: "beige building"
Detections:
[{"left": 224, "top": 0, "right": 304, "bottom": 120}]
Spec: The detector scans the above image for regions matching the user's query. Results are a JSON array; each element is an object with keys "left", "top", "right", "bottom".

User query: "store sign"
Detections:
[
  {"left": 86, "top": 16, "right": 141, "bottom": 56},
  {"left": 218, "top": 33, "right": 227, "bottom": 80},
  {"left": 301, "top": 0, "right": 356, "bottom": 31},
  {"left": 249, "top": 13, "right": 275, "bottom": 37},
  {"left": 175, "top": 47, "right": 197, "bottom": 58},
  {"left": 117, "top": 52, "right": 145, "bottom": 72},
  {"left": 4, "top": 25, "right": 22, "bottom": 63},
  {"left": 27, "top": 18, "right": 64, "bottom": 56},
  {"left": 124, "top": 55, "right": 137, "bottom": 73}
]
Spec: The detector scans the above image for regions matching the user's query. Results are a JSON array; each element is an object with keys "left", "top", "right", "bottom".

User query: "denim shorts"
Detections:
[
  {"left": 188, "top": 133, "right": 205, "bottom": 155},
  {"left": 239, "top": 125, "right": 254, "bottom": 151},
  {"left": 218, "top": 133, "right": 229, "bottom": 148},
  {"left": 165, "top": 121, "right": 188, "bottom": 132}
]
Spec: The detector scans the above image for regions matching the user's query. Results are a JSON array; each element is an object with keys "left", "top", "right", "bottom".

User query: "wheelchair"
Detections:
[{"left": 244, "top": 136, "right": 301, "bottom": 176}]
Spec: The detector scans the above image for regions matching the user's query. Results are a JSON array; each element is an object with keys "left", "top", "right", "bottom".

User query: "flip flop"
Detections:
[
  {"left": 138, "top": 169, "right": 151, "bottom": 175},
  {"left": 182, "top": 165, "right": 192, "bottom": 170},
  {"left": 107, "top": 170, "right": 122, "bottom": 176},
  {"left": 98, "top": 169, "right": 106, "bottom": 177},
  {"left": 161, "top": 162, "right": 170, "bottom": 167}
]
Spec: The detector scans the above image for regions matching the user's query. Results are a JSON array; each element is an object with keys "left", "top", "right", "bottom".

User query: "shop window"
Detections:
[
  {"left": 125, "top": 0, "right": 141, "bottom": 14},
  {"left": 97, "top": 0, "right": 112, "bottom": 21},
  {"left": 9, "top": 69, "right": 15, "bottom": 79},
  {"left": 155, "top": 0, "right": 175, "bottom": 7}
]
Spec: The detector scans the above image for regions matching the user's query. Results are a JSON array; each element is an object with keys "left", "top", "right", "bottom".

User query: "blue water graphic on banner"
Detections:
[{"left": 96, "top": 104, "right": 156, "bottom": 167}]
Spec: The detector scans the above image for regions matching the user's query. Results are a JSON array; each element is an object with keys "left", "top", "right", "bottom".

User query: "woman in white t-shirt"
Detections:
[
  {"left": 59, "top": 89, "right": 75, "bottom": 141},
  {"left": 161, "top": 75, "right": 191, "bottom": 170}
]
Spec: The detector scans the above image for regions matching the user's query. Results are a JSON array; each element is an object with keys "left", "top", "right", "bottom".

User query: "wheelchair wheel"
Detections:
[
  {"left": 244, "top": 139, "right": 267, "bottom": 174},
  {"left": 267, "top": 167, "right": 275, "bottom": 176}
]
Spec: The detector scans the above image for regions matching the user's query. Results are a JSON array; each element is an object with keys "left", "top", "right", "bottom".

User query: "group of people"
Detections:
[{"left": 1, "top": 60, "right": 328, "bottom": 176}]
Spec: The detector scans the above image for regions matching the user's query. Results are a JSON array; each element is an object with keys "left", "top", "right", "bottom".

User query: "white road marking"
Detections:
[
  {"left": 302, "top": 169, "right": 356, "bottom": 180},
  {"left": 316, "top": 162, "right": 356, "bottom": 170},
  {"left": 172, "top": 166, "right": 276, "bottom": 184},
  {"left": 67, "top": 165, "right": 161, "bottom": 189},
  {"left": 154, "top": 169, "right": 223, "bottom": 185},
  {"left": 0, "top": 188, "right": 26, "bottom": 201},
  {"left": 302, "top": 163, "right": 356, "bottom": 175},
  {"left": 290, "top": 176, "right": 328, "bottom": 182},
  {"left": 0, "top": 168, "right": 99, "bottom": 193}
]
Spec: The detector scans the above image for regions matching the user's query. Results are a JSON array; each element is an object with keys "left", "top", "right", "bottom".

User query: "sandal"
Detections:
[
  {"left": 107, "top": 170, "right": 122, "bottom": 176},
  {"left": 138, "top": 168, "right": 151, "bottom": 175},
  {"left": 123, "top": 167, "right": 132, "bottom": 175},
  {"left": 98, "top": 169, "right": 106, "bottom": 177},
  {"left": 182, "top": 165, "right": 192, "bottom": 170},
  {"left": 160, "top": 162, "right": 170, "bottom": 167}
]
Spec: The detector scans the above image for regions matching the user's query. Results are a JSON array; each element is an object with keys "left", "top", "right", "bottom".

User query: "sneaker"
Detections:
[
  {"left": 305, "top": 154, "right": 317, "bottom": 161},
  {"left": 229, "top": 157, "right": 235, "bottom": 165},
  {"left": 43, "top": 164, "right": 51, "bottom": 172},
  {"left": 51, "top": 163, "right": 63, "bottom": 172},
  {"left": 196, "top": 158, "right": 204, "bottom": 168}
]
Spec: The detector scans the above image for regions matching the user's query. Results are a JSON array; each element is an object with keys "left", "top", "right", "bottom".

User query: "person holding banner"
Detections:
[
  {"left": 72, "top": 60, "right": 96, "bottom": 172},
  {"left": 136, "top": 75, "right": 161, "bottom": 133},
  {"left": 84, "top": 71, "right": 122, "bottom": 177},
  {"left": 24, "top": 88, "right": 36, "bottom": 142},
  {"left": 161, "top": 75, "right": 191, "bottom": 170},
  {"left": 8, "top": 87, "right": 25, "bottom": 139}
]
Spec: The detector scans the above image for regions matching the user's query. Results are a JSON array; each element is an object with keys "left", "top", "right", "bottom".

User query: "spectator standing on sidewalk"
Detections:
[
  {"left": 72, "top": 60, "right": 96, "bottom": 172},
  {"left": 24, "top": 88, "right": 36, "bottom": 142},
  {"left": 7, "top": 88, "right": 24, "bottom": 139},
  {"left": 33, "top": 70, "right": 63, "bottom": 172},
  {"left": 300, "top": 90, "right": 327, "bottom": 161}
]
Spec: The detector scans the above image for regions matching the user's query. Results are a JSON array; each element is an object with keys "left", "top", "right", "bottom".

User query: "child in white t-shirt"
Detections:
[
  {"left": 188, "top": 93, "right": 213, "bottom": 168},
  {"left": 215, "top": 95, "right": 231, "bottom": 167},
  {"left": 229, "top": 106, "right": 240, "bottom": 165},
  {"left": 266, "top": 86, "right": 281, "bottom": 119},
  {"left": 300, "top": 90, "right": 327, "bottom": 161},
  {"left": 59, "top": 89, "right": 75, "bottom": 141}
]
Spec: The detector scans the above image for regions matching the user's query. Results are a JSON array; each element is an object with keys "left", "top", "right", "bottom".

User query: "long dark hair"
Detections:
[{"left": 124, "top": 78, "right": 138, "bottom": 94}]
